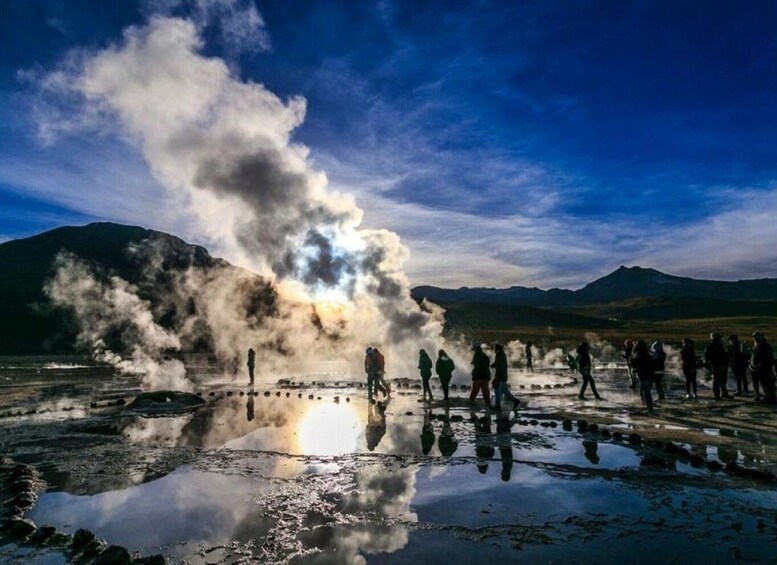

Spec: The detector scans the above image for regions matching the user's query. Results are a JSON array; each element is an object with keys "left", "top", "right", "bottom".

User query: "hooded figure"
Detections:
[
  {"left": 631, "top": 339, "right": 656, "bottom": 412},
  {"left": 435, "top": 349, "right": 455, "bottom": 403},
  {"left": 469, "top": 343, "right": 492, "bottom": 406},
  {"left": 650, "top": 340, "right": 667, "bottom": 400}
]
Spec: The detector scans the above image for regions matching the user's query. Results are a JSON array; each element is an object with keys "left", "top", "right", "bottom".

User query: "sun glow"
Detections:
[{"left": 297, "top": 404, "right": 361, "bottom": 455}]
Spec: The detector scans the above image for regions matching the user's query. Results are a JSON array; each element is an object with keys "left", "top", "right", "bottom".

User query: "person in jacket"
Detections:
[
  {"left": 623, "top": 339, "right": 638, "bottom": 388},
  {"left": 750, "top": 332, "right": 776, "bottom": 404},
  {"left": 418, "top": 349, "right": 434, "bottom": 402},
  {"left": 727, "top": 334, "right": 749, "bottom": 395},
  {"left": 246, "top": 347, "right": 256, "bottom": 385},
  {"left": 364, "top": 347, "right": 386, "bottom": 401},
  {"left": 491, "top": 343, "right": 520, "bottom": 411},
  {"left": 577, "top": 342, "right": 602, "bottom": 400},
  {"left": 631, "top": 339, "right": 656, "bottom": 413},
  {"left": 680, "top": 338, "right": 699, "bottom": 399},
  {"left": 525, "top": 342, "right": 534, "bottom": 372},
  {"left": 435, "top": 349, "right": 455, "bottom": 403},
  {"left": 704, "top": 332, "right": 730, "bottom": 400},
  {"left": 650, "top": 340, "right": 667, "bottom": 400},
  {"left": 373, "top": 347, "right": 390, "bottom": 397},
  {"left": 469, "top": 343, "right": 492, "bottom": 407}
]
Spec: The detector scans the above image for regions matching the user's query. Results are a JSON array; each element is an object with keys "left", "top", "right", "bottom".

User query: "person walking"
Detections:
[
  {"left": 491, "top": 343, "right": 520, "bottom": 411},
  {"left": 680, "top": 338, "right": 699, "bottom": 399},
  {"left": 525, "top": 341, "right": 534, "bottom": 372},
  {"left": 705, "top": 333, "right": 731, "bottom": 400},
  {"left": 373, "top": 347, "right": 390, "bottom": 397},
  {"left": 577, "top": 342, "right": 602, "bottom": 400},
  {"left": 650, "top": 340, "right": 667, "bottom": 400},
  {"left": 728, "top": 335, "right": 749, "bottom": 395},
  {"left": 631, "top": 339, "right": 656, "bottom": 413},
  {"left": 246, "top": 347, "right": 256, "bottom": 385},
  {"left": 418, "top": 349, "right": 434, "bottom": 402},
  {"left": 364, "top": 347, "right": 386, "bottom": 401},
  {"left": 623, "top": 339, "right": 638, "bottom": 388},
  {"left": 469, "top": 343, "right": 492, "bottom": 407},
  {"left": 435, "top": 349, "right": 455, "bottom": 403},
  {"left": 751, "top": 332, "right": 776, "bottom": 404}
]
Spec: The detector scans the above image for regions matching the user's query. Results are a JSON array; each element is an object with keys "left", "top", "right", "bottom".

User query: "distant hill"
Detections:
[
  {"left": 412, "top": 265, "right": 777, "bottom": 307},
  {"left": 0, "top": 223, "right": 275, "bottom": 354}
]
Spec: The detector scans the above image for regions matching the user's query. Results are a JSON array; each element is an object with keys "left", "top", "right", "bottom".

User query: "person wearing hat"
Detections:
[
  {"left": 704, "top": 332, "right": 730, "bottom": 400},
  {"left": 750, "top": 332, "right": 776, "bottom": 403},
  {"left": 469, "top": 343, "right": 492, "bottom": 406},
  {"left": 727, "top": 334, "right": 749, "bottom": 396}
]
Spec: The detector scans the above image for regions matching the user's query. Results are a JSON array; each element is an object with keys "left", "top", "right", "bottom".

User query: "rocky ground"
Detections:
[{"left": 1, "top": 359, "right": 777, "bottom": 563}]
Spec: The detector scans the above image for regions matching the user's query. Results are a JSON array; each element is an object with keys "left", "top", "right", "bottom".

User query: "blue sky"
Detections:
[{"left": 2, "top": 0, "right": 777, "bottom": 288}]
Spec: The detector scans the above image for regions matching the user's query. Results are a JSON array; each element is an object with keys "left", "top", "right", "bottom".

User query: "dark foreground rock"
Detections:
[{"left": 127, "top": 391, "right": 205, "bottom": 414}]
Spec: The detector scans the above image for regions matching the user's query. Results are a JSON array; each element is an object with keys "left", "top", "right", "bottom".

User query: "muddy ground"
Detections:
[{"left": 1, "top": 357, "right": 777, "bottom": 564}]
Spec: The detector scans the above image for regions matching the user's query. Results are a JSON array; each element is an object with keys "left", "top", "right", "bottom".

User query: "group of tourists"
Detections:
[{"left": 623, "top": 332, "right": 776, "bottom": 412}]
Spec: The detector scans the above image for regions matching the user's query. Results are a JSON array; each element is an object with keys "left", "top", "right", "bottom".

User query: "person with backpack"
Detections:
[
  {"left": 650, "top": 340, "right": 667, "bottom": 400},
  {"left": 728, "top": 334, "right": 749, "bottom": 395},
  {"left": 435, "top": 349, "right": 455, "bottom": 404},
  {"left": 491, "top": 343, "right": 520, "bottom": 411},
  {"left": 469, "top": 343, "right": 492, "bottom": 407},
  {"left": 704, "top": 333, "right": 731, "bottom": 400},
  {"left": 418, "top": 349, "right": 434, "bottom": 402},
  {"left": 577, "top": 341, "right": 602, "bottom": 400},
  {"left": 631, "top": 339, "right": 656, "bottom": 413}
]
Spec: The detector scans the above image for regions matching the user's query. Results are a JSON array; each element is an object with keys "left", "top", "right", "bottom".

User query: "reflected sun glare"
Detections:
[{"left": 297, "top": 404, "right": 361, "bottom": 456}]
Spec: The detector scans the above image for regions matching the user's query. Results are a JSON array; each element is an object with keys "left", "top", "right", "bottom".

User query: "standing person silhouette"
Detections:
[
  {"left": 577, "top": 342, "right": 602, "bottom": 400},
  {"left": 418, "top": 349, "right": 434, "bottom": 402},
  {"left": 491, "top": 343, "right": 520, "bottom": 411},
  {"left": 435, "top": 349, "right": 455, "bottom": 404},
  {"left": 247, "top": 348, "right": 256, "bottom": 385},
  {"left": 469, "top": 343, "right": 492, "bottom": 407},
  {"left": 373, "top": 347, "right": 390, "bottom": 397},
  {"left": 525, "top": 342, "right": 534, "bottom": 372}
]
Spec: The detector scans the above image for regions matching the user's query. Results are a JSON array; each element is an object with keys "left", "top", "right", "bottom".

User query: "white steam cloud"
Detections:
[{"left": 34, "top": 4, "right": 448, "bottom": 386}]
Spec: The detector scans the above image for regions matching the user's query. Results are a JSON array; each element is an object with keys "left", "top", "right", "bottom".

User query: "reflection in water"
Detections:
[
  {"left": 496, "top": 416, "right": 515, "bottom": 481},
  {"left": 366, "top": 401, "right": 388, "bottom": 451},
  {"left": 438, "top": 407, "right": 458, "bottom": 456},
  {"left": 421, "top": 409, "right": 435, "bottom": 455},
  {"left": 298, "top": 403, "right": 360, "bottom": 455},
  {"left": 247, "top": 389, "right": 255, "bottom": 422},
  {"left": 473, "top": 412, "right": 495, "bottom": 474},
  {"left": 583, "top": 439, "right": 600, "bottom": 465}
]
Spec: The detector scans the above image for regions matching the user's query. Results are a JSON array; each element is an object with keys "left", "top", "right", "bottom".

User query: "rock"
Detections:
[
  {"left": 81, "top": 539, "right": 107, "bottom": 557},
  {"left": 587, "top": 423, "right": 599, "bottom": 433},
  {"left": 196, "top": 392, "right": 203, "bottom": 396},
  {"left": 3, "top": 517, "right": 36, "bottom": 538},
  {"left": 208, "top": 392, "right": 215, "bottom": 396},
  {"left": 10, "top": 464, "right": 33, "bottom": 480},
  {"left": 641, "top": 455, "right": 669, "bottom": 469},
  {"left": 725, "top": 462, "right": 743, "bottom": 476},
  {"left": 90, "top": 402, "right": 98, "bottom": 408},
  {"left": 115, "top": 398, "right": 126, "bottom": 406},
  {"left": 346, "top": 397, "right": 350, "bottom": 402},
  {"left": 11, "top": 478, "right": 34, "bottom": 493},
  {"left": 227, "top": 391, "right": 234, "bottom": 396},
  {"left": 663, "top": 442, "right": 679, "bottom": 455},
  {"left": 275, "top": 392, "right": 281, "bottom": 397},
  {"left": 286, "top": 392, "right": 290, "bottom": 397},
  {"left": 72, "top": 528, "right": 96, "bottom": 549},
  {"left": 405, "top": 411, "right": 413, "bottom": 416},
  {"left": 689, "top": 454, "right": 705, "bottom": 467},
  {"left": 239, "top": 391, "right": 244, "bottom": 396},
  {"left": 29, "top": 525, "right": 57, "bottom": 543},
  {"left": 308, "top": 395, "right": 315, "bottom": 400},
  {"left": 127, "top": 391, "right": 205, "bottom": 414},
  {"left": 136, "top": 555, "right": 166, "bottom": 565},
  {"left": 707, "top": 460, "right": 723, "bottom": 472},
  {"left": 529, "top": 419, "right": 539, "bottom": 426},
  {"left": 450, "top": 415, "right": 464, "bottom": 422},
  {"left": 613, "top": 431, "right": 623, "bottom": 441},
  {"left": 264, "top": 391, "right": 271, "bottom": 397},
  {"left": 577, "top": 420, "right": 589, "bottom": 432},
  {"left": 600, "top": 429, "right": 611, "bottom": 438},
  {"left": 550, "top": 421, "right": 558, "bottom": 428},
  {"left": 46, "top": 532, "right": 72, "bottom": 546},
  {"left": 93, "top": 545, "right": 132, "bottom": 565},
  {"left": 540, "top": 422, "right": 550, "bottom": 427},
  {"left": 298, "top": 393, "right": 302, "bottom": 398},
  {"left": 628, "top": 433, "right": 642, "bottom": 444},
  {"left": 562, "top": 419, "right": 573, "bottom": 430},
  {"left": 13, "top": 492, "right": 37, "bottom": 510}
]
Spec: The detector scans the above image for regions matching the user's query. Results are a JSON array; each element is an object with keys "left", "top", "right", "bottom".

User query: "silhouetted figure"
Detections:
[
  {"left": 438, "top": 407, "right": 458, "bottom": 456},
  {"left": 496, "top": 416, "right": 515, "bottom": 481},
  {"left": 373, "top": 347, "right": 390, "bottom": 397},
  {"left": 366, "top": 401, "right": 387, "bottom": 451},
  {"left": 577, "top": 342, "right": 602, "bottom": 400},
  {"left": 491, "top": 343, "right": 520, "bottom": 411},
  {"left": 623, "top": 339, "right": 638, "bottom": 388},
  {"left": 418, "top": 349, "right": 434, "bottom": 402},
  {"left": 650, "top": 340, "right": 667, "bottom": 400},
  {"left": 705, "top": 333, "right": 730, "bottom": 400},
  {"left": 469, "top": 343, "right": 492, "bottom": 407},
  {"left": 751, "top": 332, "right": 776, "bottom": 404},
  {"left": 365, "top": 347, "right": 386, "bottom": 401},
  {"left": 472, "top": 412, "right": 495, "bottom": 474},
  {"left": 435, "top": 349, "right": 455, "bottom": 403},
  {"left": 631, "top": 339, "right": 655, "bottom": 413},
  {"left": 583, "top": 439, "right": 599, "bottom": 465},
  {"left": 525, "top": 341, "right": 534, "bottom": 372},
  {"left": 680, "top": 338, "right": 699, "bottom": 399},
  {"left": 421, "top": 408, "right": 435, "bottom": 455},
  {"left": 728, "top": 334, "right": 749, "bottom": 395},
  {"left": 247, "top": 347, "right": 256, "bottom": 385},
  {"left": 246, "top": 389, "right": 255, "bottom": 422}
]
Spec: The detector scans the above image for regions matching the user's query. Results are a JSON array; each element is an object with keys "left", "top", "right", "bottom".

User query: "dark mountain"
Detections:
[
  {"left": 412, "top": 265, "right": 777, "bottom": 307},
  {"left": 0, "top": 222, "right": 275, "bottom": 354}
]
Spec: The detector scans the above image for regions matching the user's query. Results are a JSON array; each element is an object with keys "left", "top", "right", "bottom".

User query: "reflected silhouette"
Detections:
[
  {"left": 421, "top": 409, "right": 435, "bottom": 455},
  {"left": 496, "top": 416, "right": 515, "bottom": 481},
  {"left": 472, "top": 411, "right": 495, "bottom": 474},
  {"left": 366, "top": 400, "right": 388, "bottom": 451},
  {"left": 438, "top": 407, "right": 458, "bottom": 456},
  {"left": 583, "top": 439, "right": 599, "bottom": 465},
  {"left": 246, "top": 388, "right": 255, "bottom": 422}
]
